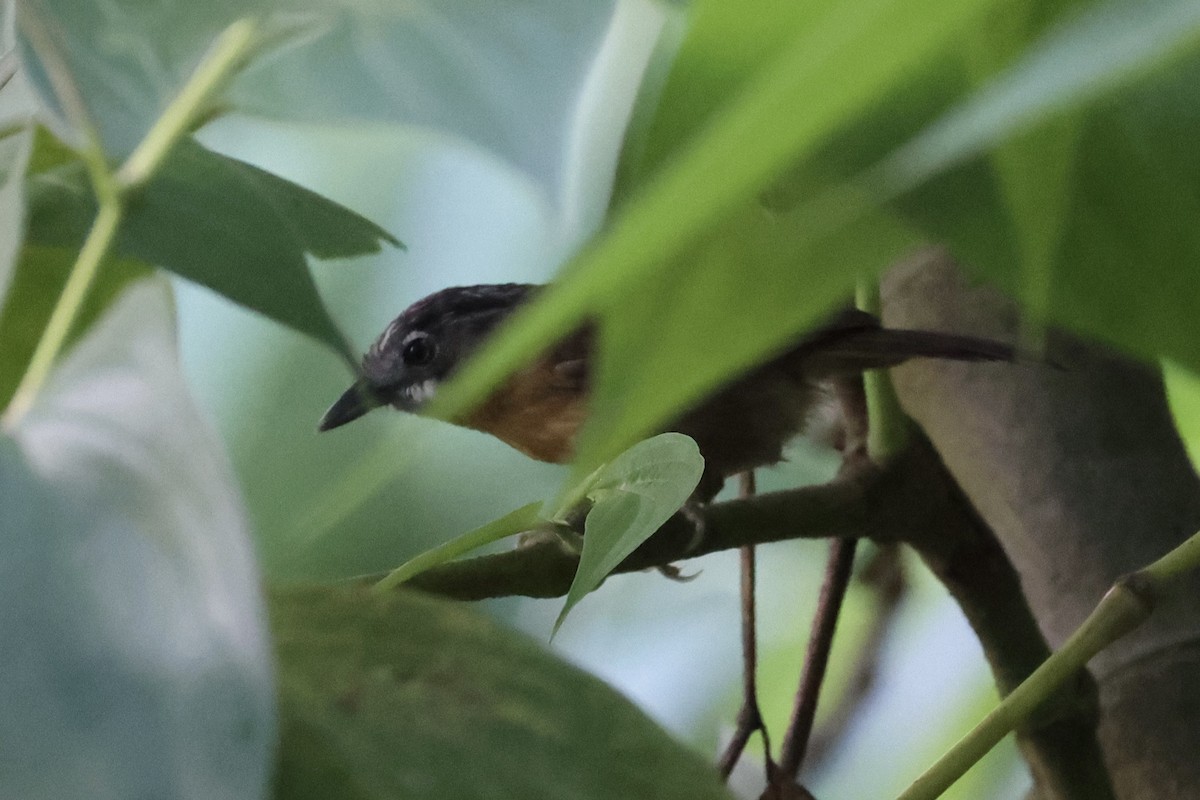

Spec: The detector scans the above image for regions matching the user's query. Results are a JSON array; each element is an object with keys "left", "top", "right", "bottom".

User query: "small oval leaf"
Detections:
[{"left": 554, "top": 432, "right": 703, "bottom": 633}]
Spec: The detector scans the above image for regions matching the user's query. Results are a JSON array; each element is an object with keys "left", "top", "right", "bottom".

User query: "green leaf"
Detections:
[
  {"left": 25, "top": 135, "right": 397, "bottom": 360},
  {"left": 616, "top": 0, "right": 839, "bottom": 190},
  {"left": 574, "top": 197, "right": 918, "bottom": 473},
  {"left": 880, "top": 0, "right": 1200, "bottom": 190},
  {"left": 553, "top": 433, "right": 703, "bottom": 633},
  {"left": 232, "top": 155, "right": 402, "bottom": 259},
  {"left": 231, "top": 0, "right": 631, "bottom": 205},
  {"left": 429, "top": 0, "right": 997, "bottom": 459},
  {"left": 271, "top": 583, "right": 733, "bottom": 800},
  {"left": 0, "top": 122, "right": 31, "bottom": 306},
  {"left": 16, "top": 0, "right": 307, "bottom": 158},
  {"left": 0, "top": 244, "right": 150, "bottom": 409},
  {"left": 1, "top": 278, "right": 274, "bottom": 799},
  {"left": 872, "top": 0, "right": 1200, "bottom": 368},
  {"left": 1, "top": 129, "right": 153, "bottom": 413},
  {"left": 1165, "top": 361, "right": 1200, "bottom": 470},
  {"left": 373, "top": 500, "right": 544, "bottom": 592}
]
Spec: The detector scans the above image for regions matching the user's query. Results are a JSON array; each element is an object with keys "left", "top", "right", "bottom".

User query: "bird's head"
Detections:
[{"left": 318, "top": 283, "right": 538, "bottom": 431}]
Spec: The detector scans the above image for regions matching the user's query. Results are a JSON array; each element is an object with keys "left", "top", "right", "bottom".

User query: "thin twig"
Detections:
[
  {"left": 778, "top": 537, "right": 858, "bottom": 777},
  {"left": 804, "top": 544, "right": 906, "bottom": 768},
  {"left": 718, "top": 472, "right": 774, "bottom": 780},
  {"left": 777, "top": 370, "right": 866, "bottom": 779},
  {"left": 403, "top": 462, "right": 888, "bottom": 600}
]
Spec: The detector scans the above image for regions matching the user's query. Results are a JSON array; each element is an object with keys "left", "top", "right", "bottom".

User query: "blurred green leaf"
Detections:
[
  {"left": 1165, "top": 360, "right": 1200, "bottom": 470},
  {"left": 231, "top": 0, "right": 625, "bottom": 206},
  {"left": 616, "top": 0, "right": 836, "bottom": 191},
  {"left": 429, "top": 0, "right": 996, "bottom": 467},
  {"left": 0, "top": 128, "right": 148, "bottom": 414},
  {"left": 16, "top": 0, "right": 311, "bottom": 157},
  {"left": 0, "top": 122, "right": 30, "bottom": 306},
  {"left": 23, "top": 122, "right": 75, "bottom": 172},
  {"left": 554, "top": 433, "right": 703, "bottom": 633},
  {"left": 874, "top": 0, "right": 1200, "bottom": 368},
  {"left": 881, "top": 0, "right": 1200, "bottom": 189},
  {"left": 270, "top": 583, "right": 735, "bottom": 800},
  {"left": 577, "top": 198, "right": 918, "bottom": 471},
  {"left": 958, "top": 3, "right": 1079, "bottom": 325},
  {"left": 25, "top": 135, "right": 397, "bottom": 360},
  {"left": 1038, "top": 108, "right": 1200, "bottom": 367},
  {"left": 1, "top": 277, "right": 274, "bottom": 800},
  {"left": 0, "top": 244, "right": 150, "bottom": 408}
]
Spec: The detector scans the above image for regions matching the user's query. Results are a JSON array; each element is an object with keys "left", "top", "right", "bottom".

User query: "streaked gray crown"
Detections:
[{"left": 362, "top": 283, "right": 538, "bottom": 408}]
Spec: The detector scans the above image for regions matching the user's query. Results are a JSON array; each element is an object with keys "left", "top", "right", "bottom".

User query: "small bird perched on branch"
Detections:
[{"left": 319, "top": 283, "right": 1011, "bottom": 499}]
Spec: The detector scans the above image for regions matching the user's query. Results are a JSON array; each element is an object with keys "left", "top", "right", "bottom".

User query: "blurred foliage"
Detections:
[
  {"left": 21, "top": 125, "right": 395, "bottom": 360},
  {"left": 4, "top": 0, "right": 1200, "bottom": 798},
  {"left": 272, "top": 584, "right": 735, "bottom": 800},
  {"left": 436, "top": 0, "right": 1200, "bottom": 482},
  {"left": 1166, "top": 362, "right": 1200, "bottom": 470},
  {"left": 0, "top": 280, "right": 275, "bottom": 800}
]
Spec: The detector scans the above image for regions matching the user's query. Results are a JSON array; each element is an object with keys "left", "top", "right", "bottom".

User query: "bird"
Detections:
[{"left": 319, "top": 283, "right": 1012, "bottom": 500}]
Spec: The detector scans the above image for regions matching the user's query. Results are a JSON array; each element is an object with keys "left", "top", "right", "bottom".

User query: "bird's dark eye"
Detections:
[{"left": 401, "top": 333, "right": 436, "bottom": 366}]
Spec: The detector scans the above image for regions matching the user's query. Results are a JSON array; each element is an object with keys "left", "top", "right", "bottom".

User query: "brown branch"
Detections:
[
  {"left": 905, "top": 463, "right": 1115, "bottom": 800},
  {"left": 391, "top": 432, "right": 1112, "bottom": 800},
  {"left": 804, "top": 544, "right": 907, "bottom": 768},
  {"left": 400, "top": 456, "right": 917, "bottom": 601},
  {"left": 717, "top": 545, "right": 769, "bottom": 778},
  {"left": 778, "top": 538, "right": 858, "bottom": 778},
  {"left": 718, "top": 473, "right": 774, "bottom": 781}
]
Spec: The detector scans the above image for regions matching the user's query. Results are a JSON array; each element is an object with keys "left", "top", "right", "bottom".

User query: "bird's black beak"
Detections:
[{"left": 318, "top": 380, "right": 380, "bottom": 432}]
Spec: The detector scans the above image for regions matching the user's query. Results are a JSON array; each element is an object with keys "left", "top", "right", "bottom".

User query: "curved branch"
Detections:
[{"left": 400, "top": 458, "right": 899, "bottom": 601}]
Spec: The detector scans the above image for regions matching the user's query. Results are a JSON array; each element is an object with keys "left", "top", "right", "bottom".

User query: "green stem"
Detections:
[
  {"left": 1, "top": 17, "right": 264, "bottom": 429},
  {"left": 1142, "top": 525, "right": 1200, "bottom": 583},
  {"left": 116, "top": 18, "right": 260, "bottom": 191},
  {"left": 2, "top": 196, "right": 123, "bottom": 429},
  {"left": 856, "top": 280, "right": 910, "bottom": 461},
  {"left": 373, "top": 502, "right": 546, "bottom": 593},
  {"left": 896, "top": 529, "right": 1200, "bottom": 800}
]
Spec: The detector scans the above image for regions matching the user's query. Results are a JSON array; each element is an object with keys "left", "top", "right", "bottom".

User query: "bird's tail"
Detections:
[{"left": 785, "top": 308, "right": 1017, "bottom": 377}]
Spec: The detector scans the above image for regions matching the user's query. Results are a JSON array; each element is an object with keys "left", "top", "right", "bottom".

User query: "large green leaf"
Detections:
[
  {"left": 875, "top": 0, "right": 1200, "bottom": 367},
  {"left": 271, "top": 584, "right": 734, "bottom": 800},
  {"left": 15, "top": 0, "right": 300, "bottom": 157},
  {"left": 436, "top": 0, "right": 1200, "bottom": 480},
  {"left": 0, "top": 278, "right": 275, "bottom": 800},
  {"left": 616, "top": 0, "right": 840, "bottom": 191},
  {"left": 429, "top": 0, "right": 998, "bottom": 473},
  {"left": 231, "top": 0, "right": 642, "bottom": 212},
  {"left": 576, "top": 198, "right": 919, "bottom": 470},
  {"left": 881, "top": 0, "right": 1200, "bottom": 187},
  {"left": 24, "top": 135, "right": 397, "bottom": 359}
]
